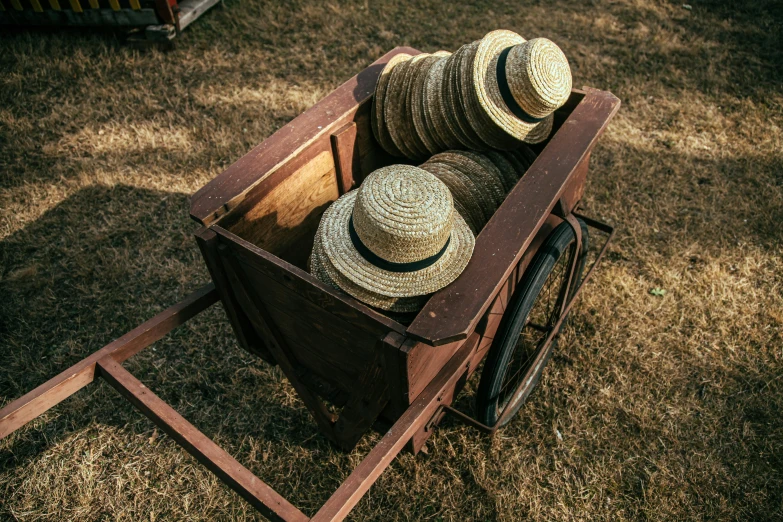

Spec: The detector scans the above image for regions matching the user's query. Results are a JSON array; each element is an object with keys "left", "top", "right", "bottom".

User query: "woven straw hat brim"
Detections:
[
  {"left": 431, "top": 151, "right": 505, "bottom": 219},
  {"left": 516, "top": 144, "right": 539, "bottom": 167},
  {"left": 400, "top": 54, "right": 433, "bottom": 160},
  {"left": 421, "top": 159, "right": 492, "bottom": 228},
  {"left": 311, "top": 227, "right": 428, "bottom": 312},
  {"left": 447, "top": 44, "right": 489, "bottom": 150},
  {"left": 373, "top": 53, "right": 411, "bottom": 157},
  {"left": 384, "top": 57, "right": 421, "bottom": 159},
  {"left": 484, "top": 150, "right": 520, "bottom": 192},
  {"left": 498, "top": 149, "right": 529, "bottom": 179},
  {"left": 411, "top": 55, "right": 445, "bottom": 156},
  {"left": 448, "top": 150, "right": 508, "bottom": 206},
  {"left": 423, "top": 57, "right": 463, "bottom": 151},
  {"left": 426, "top": 159, "right": 496, "bottom": 225},
  {"left": 419, "top": 161, "right": 484, "bottom": 233},
  {"left": 453, "top": 43, "right": 492, "bottom": 150},
  {"left": 472, "top": 30, "right": 556, "bottom": 145},
  {"left": 505, "top": 38, "right": 573, "bottom": 119},
  {"left": 460, "top": 41, "right": 525, "bottom": 151},
  {"left": 440, "top": 48, "right": 484, "bottom": 150},
  {"left": 320, "top": 190, "right": 475, "bottom": 297}
]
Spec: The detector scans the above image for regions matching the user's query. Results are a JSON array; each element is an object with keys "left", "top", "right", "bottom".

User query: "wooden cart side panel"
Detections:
[
  {"left": 189, "top": 46, "right": 420, "bottom": 228},
  {"left": 220, "top": 142, "right": 340, "bottom": 258},
  {"left": 406, "top": 88, "right": 620, "bottom": 346},
  {"left": 195, "top": 228, "right": 276, "bottom": 364},
  {"left": 213, "top": 225, "right": 405, "bottom": 336},
  {"left": 216, "top": 235, "right": 401, "bottom": 450},
  {"left": 217, "top": 100, "right": 395, "bottom": 270}
]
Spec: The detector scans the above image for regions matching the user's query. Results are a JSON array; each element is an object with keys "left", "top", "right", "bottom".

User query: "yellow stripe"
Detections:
[
  {"left": 30, "top": 0, "right": 43, "bottom": 11},
  {"left": 10, "top": 0, "right": 22, "bottom": 10},
  {"left": 128, "top": 0, "right": 139, "bottom": 9},
  {"left": 49, "top": 0, "right": 60, "bottom": 9},
  {"left": 108, "top": 0, "right": 119, "bottom": 10},
  {"left": 68, "top": 0, "right": 82, "bottom": 11},
  {"left": 87, "top": 0, "right": 97, "bottom": 7}
]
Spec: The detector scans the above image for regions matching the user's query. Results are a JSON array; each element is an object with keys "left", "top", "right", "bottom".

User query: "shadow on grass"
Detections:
[{"left": 0, "top": 184, "right": 377, "bottom": 517}]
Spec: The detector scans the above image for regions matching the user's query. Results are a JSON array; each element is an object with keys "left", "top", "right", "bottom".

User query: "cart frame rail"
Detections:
[{"left": 0, "top": 282, "right": 483, "bottom": 521}]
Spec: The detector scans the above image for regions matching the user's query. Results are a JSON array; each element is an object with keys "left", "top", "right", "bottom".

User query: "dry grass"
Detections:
[{"left": 1, "top": 0, "right": 782, "bottom": 520}]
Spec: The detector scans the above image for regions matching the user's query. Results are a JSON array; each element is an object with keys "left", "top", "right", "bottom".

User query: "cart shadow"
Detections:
[{"left": 0, "top": 184, "right": 382, "bottom": 510}]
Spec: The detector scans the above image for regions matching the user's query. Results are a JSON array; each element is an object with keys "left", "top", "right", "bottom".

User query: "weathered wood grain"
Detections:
[{"left": 189, "top": 47, "right": 420, "bottom": 227}]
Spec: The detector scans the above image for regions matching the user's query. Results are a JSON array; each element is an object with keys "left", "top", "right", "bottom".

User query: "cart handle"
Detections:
[
  {"left": 0, "top": 283, "right": 218, "bottom": 440},
  {"left": 1, "top": 279, "right": 481, "bottom": 522}
]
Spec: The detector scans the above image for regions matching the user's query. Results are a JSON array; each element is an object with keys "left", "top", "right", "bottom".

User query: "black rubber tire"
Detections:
[{"left": 475, "top": 218, "right": 589, "bottom": 427}]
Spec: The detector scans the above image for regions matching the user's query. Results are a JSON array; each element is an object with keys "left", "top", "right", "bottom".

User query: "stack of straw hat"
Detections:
[
  {"left": 371, "top": 30, "right": 572, "bottom": 160},
  {"left": 310, "top": 145, "right": 537, "bottom": 315},
  {"left": 420, "top": 147, "right": 537, "bottom": 234},
  {"left": 309, "top": 165, "right": 475, "bottom": 314}
]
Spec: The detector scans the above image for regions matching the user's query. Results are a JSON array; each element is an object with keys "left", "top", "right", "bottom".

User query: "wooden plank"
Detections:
[
  {"left": 406, "top": 89, "right": 620, "bottom": 346},
  {"left": 96, "top": 357, "right": 308, "bottom": 522},
  {"left": 310, "top": 339, "right": 476, "bottom": 522},
  {"left": 226, "top": 148, "right": 339, "bottom": 255},
  {"left": 330, "top": 337, "right": 391, "bottom": 449},
  {"left": 0, "top": 284, "right": 218, "bottom": 440},
  {"left": 407, "top": 333, "right": 481, "bottom": 453},
  {"left": 230, "top": 252, "right": 382, "bottom": 363},
  {"left": 379, "top": 332, "right": 409, "bottom": 420},
  {"left": 214, "top": 225, "right": 405, "bottom": 336},
  {"left": 189, "top": 46, "right": 422, "bottom": 227},
  {"left": 222, "top": 255, "right": 343, "bottom": 446},
  {"left": 195, "top": 228, "right": 275, "bottom": 364},
  {"left": 330, "top": 122, "right": 357, "bottom": 194}
]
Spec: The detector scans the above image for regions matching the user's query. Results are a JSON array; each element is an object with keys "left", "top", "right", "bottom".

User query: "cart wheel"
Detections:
[{"left": 476, "top": 218, "right": 589, "bottom": 428}]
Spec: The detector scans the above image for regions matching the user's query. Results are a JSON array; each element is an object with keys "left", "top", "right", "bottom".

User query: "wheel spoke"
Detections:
[{"left": 497, "top": 238, "right": 579, "bottom": 412}]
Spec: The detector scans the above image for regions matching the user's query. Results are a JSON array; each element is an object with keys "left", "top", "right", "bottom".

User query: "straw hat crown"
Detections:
[
  {"left": 504, "top": 38, "right": 572, "bottom": 119},
  {"left": 353, "top": 166, "right": 454, "bottom": 264}
]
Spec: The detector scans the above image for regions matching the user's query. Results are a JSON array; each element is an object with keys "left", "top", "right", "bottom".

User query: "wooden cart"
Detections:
[{"left": 0, "top": 47, "right": 620, "bottom": 521}]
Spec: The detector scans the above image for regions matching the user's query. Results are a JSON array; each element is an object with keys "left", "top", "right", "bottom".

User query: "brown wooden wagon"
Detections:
[{"left": 0, "top": 47, "right": 620, "bottom": 521}]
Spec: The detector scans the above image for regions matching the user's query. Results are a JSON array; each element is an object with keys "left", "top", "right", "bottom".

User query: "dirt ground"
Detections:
[{"left": 1, "top": 0, "right": 782, "bottom": 520}]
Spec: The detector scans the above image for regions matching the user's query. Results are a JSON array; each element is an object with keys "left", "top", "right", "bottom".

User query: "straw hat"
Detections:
[
  {"left": 310, "top": 223, "right": 429, "bottom": 312},
  {"left": 472, "top": 30, "right": 571, "bottom": 145},
  {"left": 319, "top": 165, "right": 474, "bottom": 299},
  {"left": 372, "top": 52, "right": 411, "bottom": 158},
  {"left": 419, "top": 160, "right": 485, "bottom": 233}
]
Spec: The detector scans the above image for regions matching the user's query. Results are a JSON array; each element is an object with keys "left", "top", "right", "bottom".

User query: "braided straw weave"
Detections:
[
  {"left": 310, "top": 222, "right": 429, "bottom": 312},
  {"left": 473, "top": 30, "right": 556, "bottom": 145},
  {"left": 505, "top": 38, "right": 573, "bottom": 119},
  {"left": 309, "top": 145, "right": 546, "bottom": 311},
  {"left": 320, "top": 165, "right": 474, "bottom": 298},
  {"left": 372, "top": 52, "right": 411, "bottom": 158}
]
